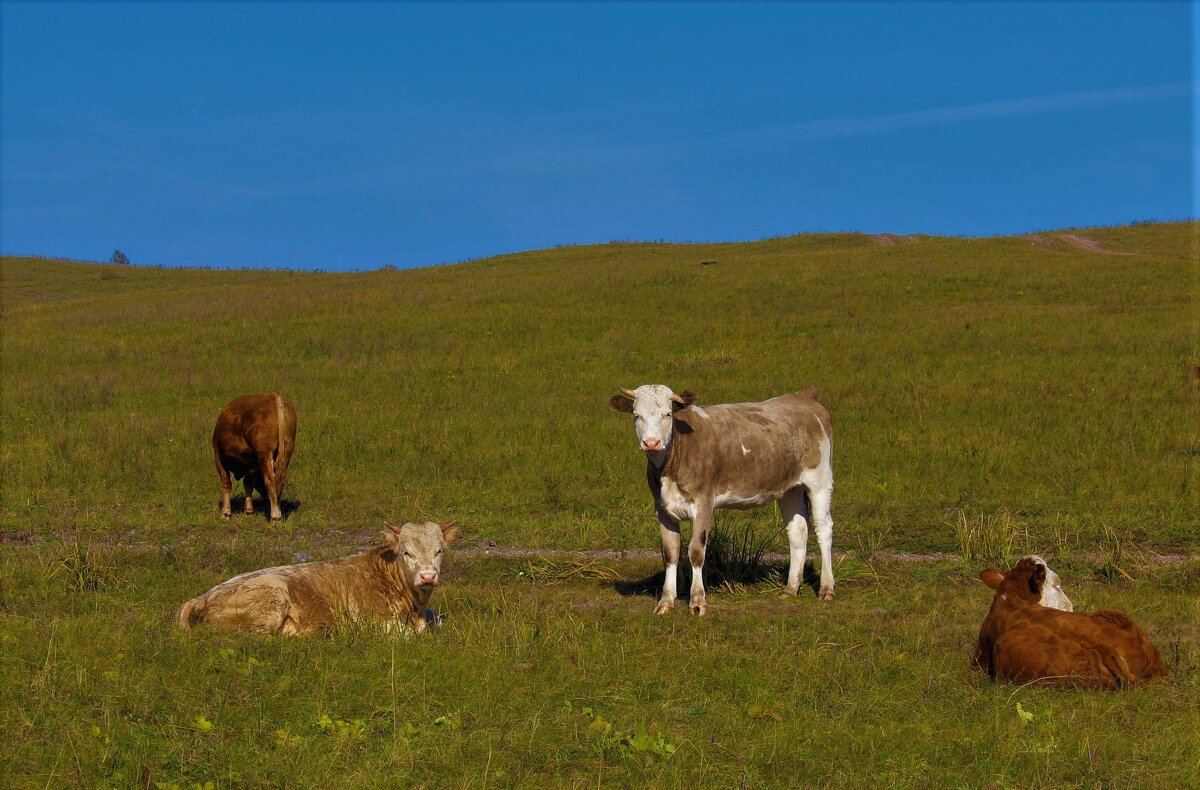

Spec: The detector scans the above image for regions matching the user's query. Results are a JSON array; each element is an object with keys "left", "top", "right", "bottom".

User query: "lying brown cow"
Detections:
[
  {"left": 179, "top": 521, "right": 460, "bottom": 635},
  {"left": 974, "top": 556, "right": 1169, "bottom": 689},
  {"left": 213, "top": 393, "right": 297, "bottom": 522}
]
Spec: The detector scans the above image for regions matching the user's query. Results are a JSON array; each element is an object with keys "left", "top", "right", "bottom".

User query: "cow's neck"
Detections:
[
  {"left": 647, "top": 422, "right": 690, "bottom": 483},
  {"left": 369, "top": 550, "right": 428, "bottom": 613}
]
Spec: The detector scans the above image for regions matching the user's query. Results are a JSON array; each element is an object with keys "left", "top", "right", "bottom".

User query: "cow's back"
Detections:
[
  {"left": 668, "top": 389, "right": 831, "bottom": 497},
  {"left": 214, "top": 393, "right": 291, "bottom": 456}
]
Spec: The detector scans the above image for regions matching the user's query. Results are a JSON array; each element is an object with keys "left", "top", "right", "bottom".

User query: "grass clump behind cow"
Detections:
[{"left": 179, "top": 521, "right": 459, "bottom": 635}]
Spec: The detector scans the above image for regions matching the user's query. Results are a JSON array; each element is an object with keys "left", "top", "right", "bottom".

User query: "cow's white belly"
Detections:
[
  {"left": 713, "top": 490, "right": 778, "bottom": 510},
  {"left": 659, "top": 478, "right": 780, "bottom": 519}
]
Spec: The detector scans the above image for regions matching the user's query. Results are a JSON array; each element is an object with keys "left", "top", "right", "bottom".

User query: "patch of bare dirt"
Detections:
[
  {"left": 1057, "top": 234, "right": 1134, "bottom": 255},
  {"left": 1021, "top": 235, "right": 1058, "bottom": 249},
  {"left": 870, "top": 233, "right": 921, "bottom": 247},
  {"left": 9, "top": 530, "right": 1193, "bottom": 567}
]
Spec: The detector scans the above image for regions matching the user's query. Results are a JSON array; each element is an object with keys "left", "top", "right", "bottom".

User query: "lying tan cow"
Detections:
[
  {"left": 213, "top": 393, "right": 297, "bottom": 522},
  {"left": 179, "top": 521, "right": 460, "bottom": 635},
  {"left": 973, "top": 556, "right": 1169, "bottom": 689},
  {"left": 610, "top": 384, "right": 834, "bottom": 615}
]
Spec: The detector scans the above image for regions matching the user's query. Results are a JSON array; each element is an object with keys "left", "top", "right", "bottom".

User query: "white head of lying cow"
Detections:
[
  {"left": 982, "top": 554, "right": 1073, "bottom": 612},
  {"left": 381, "top": 520, "right": 461, "bottom": 589},
  {"left": 1026, "top": 555, "right": 1073, "bottom": 611},
  {"left": 609, "top": 384, "right": 696, "bottom": 454}
]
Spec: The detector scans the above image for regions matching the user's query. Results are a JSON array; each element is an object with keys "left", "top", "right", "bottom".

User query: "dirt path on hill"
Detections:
[
  {"left": 2, "top": 530, "right": 1192, "bottom": 566},
  {"left": 1056, "top": 234, "right": 1134, "bottom": 255}
]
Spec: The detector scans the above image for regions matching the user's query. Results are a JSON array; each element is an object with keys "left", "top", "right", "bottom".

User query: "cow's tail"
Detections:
[
  {"left": 274, "top": 393, "right": 287, "bottom": 470},
  {"left": 178, "top": 596, "right": 202, "bottom": 630}
]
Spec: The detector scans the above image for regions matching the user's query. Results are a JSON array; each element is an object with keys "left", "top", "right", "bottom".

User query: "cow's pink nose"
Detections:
[
  {"left": 642, "top": 439, "right": 662, "bottom": 451},
  {"left": 418, "top": 571, "right": 438, "bottom": 586}
]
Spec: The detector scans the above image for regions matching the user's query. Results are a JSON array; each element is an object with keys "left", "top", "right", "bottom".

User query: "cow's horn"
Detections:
[
  {"left": 619, "top": 387, "right": 637, "bottom": 399},
  {"left": 440, "top": 519, "right": 457, "bottom": 529},
  {"left": 385, "top": 521, "right": 403, "bottom": 534},
  {"left": 670, "top": 392, "right": 688, "bottom": 404}
]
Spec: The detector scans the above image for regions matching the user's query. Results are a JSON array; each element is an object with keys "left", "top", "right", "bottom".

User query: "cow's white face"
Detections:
[
  {"left": 609, "top": 384, "right": 696, "bottom": 455},
  {"left": 1026, "top": 555, "right": 1073, "bottom": 612},
  {"left": 382, "top": 521, "right": 461, "bottom": 590},
  {"left": 980, "top": 555, "right": 1073, "bottom": 612}
]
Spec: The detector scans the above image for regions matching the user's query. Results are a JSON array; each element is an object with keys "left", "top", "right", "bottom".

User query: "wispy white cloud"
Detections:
[
  {"left": 713, "top": 82, "right": 1192, "bottom": 147},
  {"left": 486, "top": 82, "right": 1192, "bottom": 174}
]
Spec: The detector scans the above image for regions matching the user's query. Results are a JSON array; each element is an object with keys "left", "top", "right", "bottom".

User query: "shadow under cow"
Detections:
[{"left": 606, "top": 559, "right": 821, "bottom": 599}]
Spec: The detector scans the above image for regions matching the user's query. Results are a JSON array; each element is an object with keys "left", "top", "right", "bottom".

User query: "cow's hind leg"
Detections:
[
  {"left": 215, "top": 447, "right": 234, "bottom": 519},
  {"left": 656, "top": 511, "right": 681, "bottom": 614},
  {"left": 259, "top": 451, "right": 283, "bottom": 522},
  {"left": 807, "top": 483, "right": 835, "bottom": 601},
  {"left": 779, "top": 487, "right": 810, "bottom": 596}
]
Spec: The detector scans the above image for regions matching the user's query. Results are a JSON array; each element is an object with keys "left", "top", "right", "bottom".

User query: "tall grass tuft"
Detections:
[
  {"left": 517, "top": 557, "right": 623, "bottom": 585},
  {"left": 854, "top": 524, "right": 891, "bottom": 561},
  {"left": 703, "top": 514, "right": 783, "bottom": 587},
  {"left": 1097, "top": 524, "right": 1133, "bottom": 582},
  {"left": 952, "top": 510, "right": 1027, "bottom": 567},
  {"left": 47, "top": 536, "right": 113, "bottom": 593}
]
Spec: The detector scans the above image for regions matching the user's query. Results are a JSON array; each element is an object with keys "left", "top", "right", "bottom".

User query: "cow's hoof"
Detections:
[
  {"left": 783, "top": 584, "right": 800, "bottom": 597},
  {"left": 270, "top": 515, "right": 283, "bottom": 523},
  {"left": 221, "top": 511, "right": 232, "bottom": 520},
  {"left": 690, "top": 602, "right": 708, "bottom": 616},
  {"left": 654, "top": 600, "right": 675, "bottom": 615},
  {"left": 819, "top": 588, "right": 835, "bottom": 601}
]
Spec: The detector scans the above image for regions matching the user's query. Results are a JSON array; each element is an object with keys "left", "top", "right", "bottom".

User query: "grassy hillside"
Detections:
[
  {"left": 2, "top": 222, "right": 1195, "bottom": 553},
  {"left": 2, "top": 223, "right": 1198, "bottom": 788}
]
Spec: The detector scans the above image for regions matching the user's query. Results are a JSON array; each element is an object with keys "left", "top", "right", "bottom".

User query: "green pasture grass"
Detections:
[
  {"left": 1, "top": 540, "right": 1197, "bottom": 788},
  {"left": 1, "top": 222, "right": 1197, "bottom": 556}
]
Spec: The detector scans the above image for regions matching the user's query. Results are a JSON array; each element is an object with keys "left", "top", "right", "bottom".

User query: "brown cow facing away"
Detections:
[
  {"left": 974, "top": 557, "right": 1169, "bottom": 689},
  {"left": 179, "top": 521, "right": 460, "bottom": 635},
  {"left": 213, "top": 393, "right": 297, "bottom": 522}
]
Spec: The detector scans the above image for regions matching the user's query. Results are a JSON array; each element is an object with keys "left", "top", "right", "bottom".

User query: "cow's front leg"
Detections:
[
  {"left": 656, "top": 510, "right": 681, "bottom": 614},
  {"left": 688, "top": 501, "right": 713, "bottom": 615}
]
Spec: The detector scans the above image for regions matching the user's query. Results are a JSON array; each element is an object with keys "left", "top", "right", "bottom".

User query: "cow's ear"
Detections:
[
  {"left": 440, "top": 522, "right": 461, "bottom": 545},
  {"left": 672, "top": 390, "right": 697, "bottom": 411},
  {"left": 379, "top": 530, "right": 399, "bottom": 550},
  {"left": 609, "top": 394, "right": 634, "bottom": 413},
  {"left": 979, "top": 569, "right": 1004, "bottom": 589},
  {"left": 1027, "top": 563, "right": 1046, "bottom": 596}
]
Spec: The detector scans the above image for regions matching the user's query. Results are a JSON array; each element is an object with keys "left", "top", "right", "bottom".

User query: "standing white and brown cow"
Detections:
[
  {"left": 213, "top": 393, "right": 297, "bottom": 522},
  {"left": 610, "top": 384, "right": 835, "bottom": 615}
]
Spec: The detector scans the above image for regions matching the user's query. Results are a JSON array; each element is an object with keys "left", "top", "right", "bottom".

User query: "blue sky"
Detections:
[{"left": 1, "top": 2, "right": 1192, "bottom": 270}]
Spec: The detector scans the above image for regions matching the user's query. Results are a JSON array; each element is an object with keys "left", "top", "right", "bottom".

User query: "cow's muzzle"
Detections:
[
  {"left": 641, "top": 439, "right": 663, "bottom": 452},
  {"left": 418, "top": 571, "right": 438, "bottom": 587}
]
